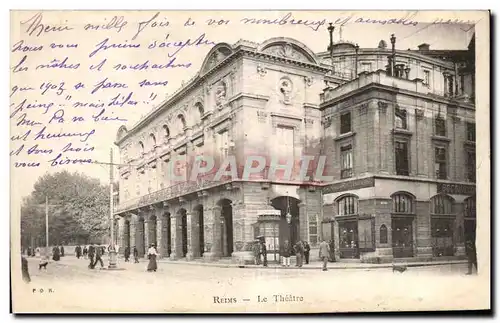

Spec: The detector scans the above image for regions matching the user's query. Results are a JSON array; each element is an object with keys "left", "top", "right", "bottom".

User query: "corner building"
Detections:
[{"left": 114, "top": 35, "right": 476, "bottom": 263}]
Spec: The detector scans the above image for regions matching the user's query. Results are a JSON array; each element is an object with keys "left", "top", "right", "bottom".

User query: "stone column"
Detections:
[
  {"left": 136, "top": 216, "right": 145, "bottom": 257},
  {"left": 231, "top": 201, "right": 253, "bottom": 264},
  {"left": 144, "top": 218, "right": 150, "bottom": 258},
  {"left": 170, "top": 214, "right": 178, "bottom": 260},
  {"left": 129, "top": 214, "right": 136, "bottom": 250},
  {"left": 118, "top": 216, "right": 126, "bottom": 253},
  {"left": 203, "top": 206, "right": 222, "bottom": 261},
  {"left": 186, "top": 212, "right": 193, "bottom": 260},
  {"left": 155, "top": 206, "right": 164, "bottom": 258},
  {"left": 298, "top": 202, "right": 307, "bottom": 241},
  {"left": 190, "top": 209, "right": 200, "bottom": 259}
]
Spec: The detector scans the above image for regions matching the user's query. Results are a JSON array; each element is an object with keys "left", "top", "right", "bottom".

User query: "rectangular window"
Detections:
[
  {"left": 395, "top": 141, "right": 409, "bottom": 176},
  {"left": 395, "top": 107, "right": 408, "bottom": 129},
  {"left": 276, "top": 126, "right": 295, "bottom": 159},
  {"left": 466, "top": 122, "right": 476, "bottom": 142},
  {"left": 340, "top": 112, "right": 351, "bottom": 134},
  {"left": 466, "top": 150, "right": 476, "bottom": 182},
  {"left": 423, "top": 70, "right": 430, "bottom": 85},
  {"left": 340, "top": 144, "right": 353, "bottom": 179},
  {"left": 308, "top": 214, "right": 318, "bottom": 247},
  {"left": 435, "top": 147, "right": 447, "bottom": 179},
  {"left": 435, "top": 116, "right": 446, "bottom": 137}
]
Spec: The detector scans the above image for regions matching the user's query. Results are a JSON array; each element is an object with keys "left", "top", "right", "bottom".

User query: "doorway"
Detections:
[{"left": 392, "top": 217, "right": 414, "bottom": 258}]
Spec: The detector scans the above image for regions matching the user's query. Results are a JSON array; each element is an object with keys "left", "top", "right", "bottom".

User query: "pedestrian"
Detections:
[
  {"left": 124, "top": 246, "right": 131, "bottom": 262},
  {"left": 465, "top": 239, "right": 478, "bottom": 275},
  {"left": 83, "top": 246, "right": 88, "bottom": 259},
  {"left": 304, "top": 241, "right": 311, "bottom": 264},
  {"left": 60, "top": 245, "right": 65, "bottom": 257},
  {"left": 75, "top": 245, "right": 82, "bottom": 259},
  {"left": 52, "top": 246, "right": 60, "bottom": 261},
  {"left": 280, "top": 240, "right": 291, "bottom": 267},
  {"left": 133, "top": 246, "right": 139, "bottom": 263},
  {"left": 88, "top": 244, "right": 95, "bottom": 268},
  {"left": 319, "top": 238, "right": 330, "bottom": 271},
  {"left": 35, "top": 247, "right": 41, "bottom": 258},
  {"left": 294, "top": 241, "right": 304, "bottom": 267},
  {"left": 252, "top": 240, "right": 261, "bottom": 265},
  {"left": 91, "top": 245, "right": 104, "bottom": 269},
  {"left": 27, "top": 247, "right": 32, "bottom": 257},
  {"left": 260, "top": 240, "right": 268, "bottom": 267},
  {"left": 147, "top": 244, "right": 158, "bottom": 272},
  {"left": 328, "top": 239, "right": 336, "bottom": 262},
  {"left": 21, "top": 256, "right": 31, "bottom": 283}
]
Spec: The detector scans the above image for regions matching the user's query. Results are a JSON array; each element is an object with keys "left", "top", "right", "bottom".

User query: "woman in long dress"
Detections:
[
  {"left": 52, "top": 246, "right": 60, "bottom": 261},
  {"left": 146, "top": 244, "right": 158, "bottom": 272}
]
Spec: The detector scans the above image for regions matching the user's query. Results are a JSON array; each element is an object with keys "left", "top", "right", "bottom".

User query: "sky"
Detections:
[{"left": 9, "top": 10, "right": 479, "bottom": 201}]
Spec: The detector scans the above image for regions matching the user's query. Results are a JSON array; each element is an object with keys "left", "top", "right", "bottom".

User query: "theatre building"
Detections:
[{"left": 114, "top": 34, "right": 476, "bottom": 263}]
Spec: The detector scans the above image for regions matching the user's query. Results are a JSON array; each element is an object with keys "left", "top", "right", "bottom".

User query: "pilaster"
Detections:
[
  {"left": 186, "top": 211, "right": 194, "bottom": 260},
  {"left": 169, "top": 214, "right": 180, "bottom": 260},
  {"left": 203, "top": 205, "right": 222, "bottom": 261}
]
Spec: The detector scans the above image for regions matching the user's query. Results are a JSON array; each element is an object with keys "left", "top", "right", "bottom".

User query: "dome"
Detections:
[{"left": 378, "top": 40, "right": 387, "bottom": 49}]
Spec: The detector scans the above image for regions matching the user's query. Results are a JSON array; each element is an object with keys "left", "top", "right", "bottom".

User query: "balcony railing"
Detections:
[{"left": 114, "top": 163, "right": 324, "bottom": 214}]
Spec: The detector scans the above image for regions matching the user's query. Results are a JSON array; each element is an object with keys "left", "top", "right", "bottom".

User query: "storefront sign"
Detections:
[
  {"left": 437, "top": 183, "right": 476, "bottom": 196},
  {"left": 322, "top": 177, "right": 375, "bottom": 194}
]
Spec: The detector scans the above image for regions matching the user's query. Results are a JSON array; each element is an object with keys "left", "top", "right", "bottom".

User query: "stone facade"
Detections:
[{"left": 114, "top": 36, "right": 476, "bottom": 264}]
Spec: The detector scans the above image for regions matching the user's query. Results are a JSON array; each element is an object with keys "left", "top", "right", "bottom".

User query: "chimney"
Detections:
[{"left": 418, "top": 43, "right": 430, "bottom": 51}]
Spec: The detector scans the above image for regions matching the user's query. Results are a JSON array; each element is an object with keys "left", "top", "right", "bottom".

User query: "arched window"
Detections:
[
  {"left": 150, "top": 133, "right": 156, "bottom": 148},
  {"left": 178, "top": 114, "right": 187, "bottom": 130},
  {"left": 195, "top": 102, "right": 204, "bottom": 117},
  {"left": 464, "top": 196, "right": 476, "bottom": 218},
  {"left": 163, "top": 125, "right": 171, "bottom": 139},
  {"left": 336, "top": 195, "right": 358, "bottom": 216},
  {"left": 430, "top": 194, "right": 454, "bottom": 214},
  {"left": 138, "top": 141, "right": 145, "bottom": 155},
  {"left": 380, "top": 224, "right": 388, "bottom": 244},
  {"left": 392, "top": 192, "right": 414, "bottom": 213}
]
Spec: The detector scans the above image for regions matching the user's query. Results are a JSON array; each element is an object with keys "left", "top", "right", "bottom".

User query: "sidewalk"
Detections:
[{"left": 155, "top": 258, "right": 467, "bottom": 270}]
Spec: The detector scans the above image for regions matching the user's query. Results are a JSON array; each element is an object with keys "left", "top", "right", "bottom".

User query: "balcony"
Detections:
[{"left": 320, "top": 70, "right": 474, "bottom": 105}]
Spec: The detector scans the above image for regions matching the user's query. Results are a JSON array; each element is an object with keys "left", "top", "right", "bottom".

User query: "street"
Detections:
[{"left": 14, "top": 256, "right": 489, "bottom": 313}]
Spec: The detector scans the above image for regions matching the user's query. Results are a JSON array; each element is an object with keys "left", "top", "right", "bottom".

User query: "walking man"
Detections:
[
  {"left": 133, "top": 246, "right": 139, "bottom": 263},
  {"left": 75, "top": 245, "right": 82, "bottom": 259},
  {"left": 294, "top": 240, "right": 304, "bottom": 267},
  {"left": 124, "top": 246, "right": 131, "bottom": 262},
  {"left": 88, "top": 244, "right": 95, "bottom": 268},
  {"left": 260, "top": 240, "right": 268, "bottom": 267},
  {"left": 319, "top": 238, "right": 330, "bottom": 271},
  {"left": 304, "top": 241, "right": 311, "bottom": 265},
  {"left": 92, "top": 245, "right": 104, "bottom": 269}
]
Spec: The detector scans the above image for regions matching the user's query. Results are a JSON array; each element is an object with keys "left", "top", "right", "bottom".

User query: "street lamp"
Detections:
[
  {"left": 285, "top": 195, "right": 292, "bottom": 224},
  {"left": 327, "top": 23, "right": 335, "bottom": 76}
]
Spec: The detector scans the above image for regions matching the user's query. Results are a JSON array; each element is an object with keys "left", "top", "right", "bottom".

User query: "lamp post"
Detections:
[
  {"left": 354, "top": 43, "right": 360, "bottom": 78},
  {"left": 327, "top": 23, "right": 335, "bottom": 76},
  {"left": 390, "top": 34, "right": 396, "bottom": 77},
  {"left": 108, "top": 148, "right": 118, "bottom": 269}
]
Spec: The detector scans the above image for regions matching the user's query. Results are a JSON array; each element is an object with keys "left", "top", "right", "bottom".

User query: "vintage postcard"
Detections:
[{"left": 10, "top": 10, "right": 490, "bottom": 313}]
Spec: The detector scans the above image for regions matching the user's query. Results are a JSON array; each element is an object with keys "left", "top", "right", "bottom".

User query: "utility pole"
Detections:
[
  {"left": 108, "top": 148, "right": 118, "bottom": 269},
  {"left": 45, "top": 195, "right": 49, "bottom": 258}
]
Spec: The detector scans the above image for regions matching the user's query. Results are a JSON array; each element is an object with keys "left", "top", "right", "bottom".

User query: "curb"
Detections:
[{"left": 156, "top": 260, "right": 468, "bottom": 270}]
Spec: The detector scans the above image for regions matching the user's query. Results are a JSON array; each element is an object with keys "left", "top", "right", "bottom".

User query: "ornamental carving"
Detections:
[
  {"left": 279, "top": 77, "right": 293, "bottom": 105},
  {"left": 322, "top": 116, "right": 332, "bottom": 129},
  {"left": 262, "top": 43, "right": 310, "bottom": 62},
  {"left": 206, "top": 49, "right": 227, "bottom": 71},
  {"left": 358, "top": 103, "right": 368, "bottom": 116},
  {"left": 257, "top": 64, "right": 267, "bottom": 77},
  {"left": 377, "top": 101, "right": 388, "bottom": 113},
  {"left": 304, "top": 76, "right": 314, "bottom": 87},
  {"left": 215, "top": 81, "right": 227, "bottom": 109}
]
